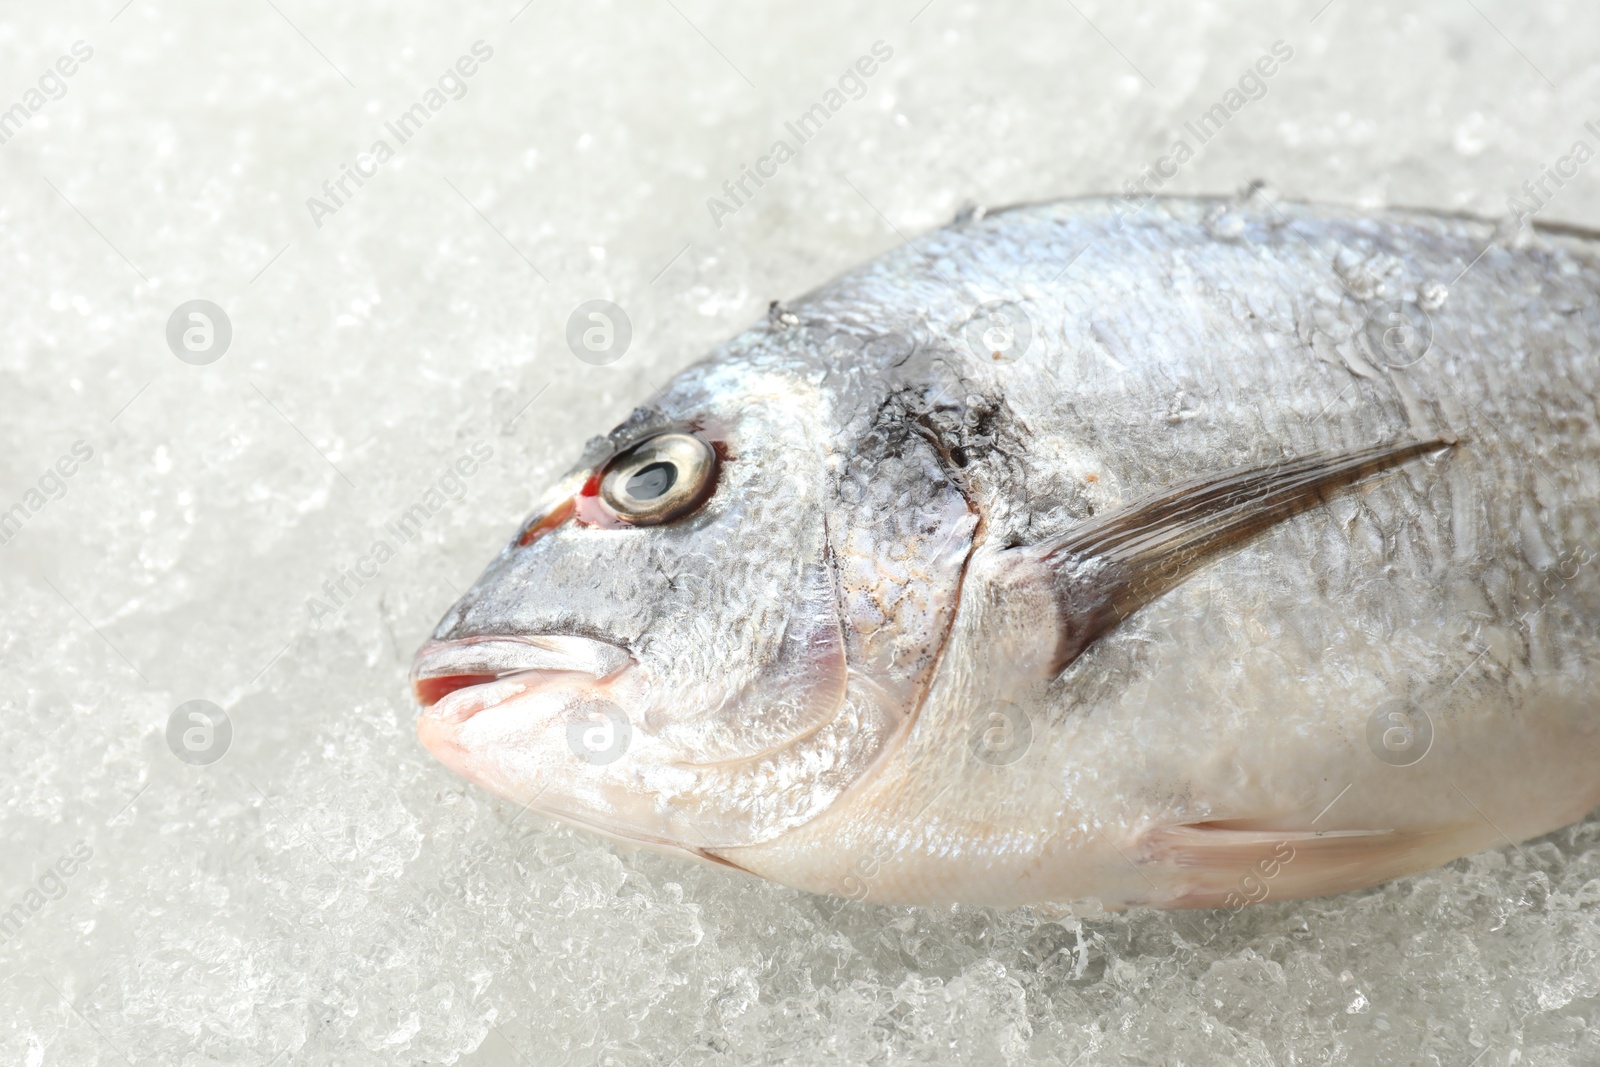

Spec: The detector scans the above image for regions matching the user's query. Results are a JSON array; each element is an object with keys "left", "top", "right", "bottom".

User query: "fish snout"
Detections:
[
  {"left": 412, "top": 634, "right": 647, "bottom": 823},
  {"left": 410, "top": 634, "right": 633, "bottom": 716}
]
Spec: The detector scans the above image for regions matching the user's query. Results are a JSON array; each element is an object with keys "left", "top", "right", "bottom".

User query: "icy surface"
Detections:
[{"left": 3, "top": 1, "right": 1599, "bottom": 1064}]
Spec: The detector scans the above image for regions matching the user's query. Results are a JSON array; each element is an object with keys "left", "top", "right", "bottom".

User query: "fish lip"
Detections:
[{"left": 410, "top": 634, "right": 633, "bottom": 709}]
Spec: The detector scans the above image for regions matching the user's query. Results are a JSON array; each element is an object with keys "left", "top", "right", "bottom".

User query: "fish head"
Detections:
[{"left": 413, "top": 337, "right": 978, "bottom": 860}]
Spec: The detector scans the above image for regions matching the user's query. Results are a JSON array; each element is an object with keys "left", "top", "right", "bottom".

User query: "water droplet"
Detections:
[
  {"left": 1205, "top": 209, "right": 1246, "bottom": 240},
  {"left": 1334, "top": 248, "right": 1383, "bottom": 301}
]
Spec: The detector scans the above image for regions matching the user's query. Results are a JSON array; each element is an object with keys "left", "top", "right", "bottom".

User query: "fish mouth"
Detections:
[{"left": 410, "top": 634, "right": 633, "bottom": 718}]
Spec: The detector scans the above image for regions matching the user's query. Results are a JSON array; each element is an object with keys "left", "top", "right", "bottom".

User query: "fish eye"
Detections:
[{"left": 598, "top": 432, "right": 716, "bottom": 525}]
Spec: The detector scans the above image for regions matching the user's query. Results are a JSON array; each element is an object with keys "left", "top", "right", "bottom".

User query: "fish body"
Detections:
[{"left": 415, "top": 196, "right": 1600, "bottom": 909}]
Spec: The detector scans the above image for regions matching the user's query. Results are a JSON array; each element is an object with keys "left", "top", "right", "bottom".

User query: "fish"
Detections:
[{"left": 412, "top": 193, "right": 1600, "bottom": 910}]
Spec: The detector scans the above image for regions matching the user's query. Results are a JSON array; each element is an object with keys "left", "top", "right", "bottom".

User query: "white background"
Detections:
[{"left": 2, "top": 1, "right": 1597, "bottom": 1063}]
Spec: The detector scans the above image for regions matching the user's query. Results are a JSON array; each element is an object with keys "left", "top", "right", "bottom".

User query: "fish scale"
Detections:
[{"left": 415, "top": 196, "right": 1600, "bottom": 908}]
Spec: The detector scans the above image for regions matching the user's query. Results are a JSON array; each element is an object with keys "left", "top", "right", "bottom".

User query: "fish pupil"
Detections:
[{"left": 626, "top": 461, "right": 677, "bottom": 500}]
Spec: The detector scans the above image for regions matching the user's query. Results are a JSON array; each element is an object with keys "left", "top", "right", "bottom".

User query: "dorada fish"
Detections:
[{"left": 414, "top": 195, "right": 1600, "bottom": 909}]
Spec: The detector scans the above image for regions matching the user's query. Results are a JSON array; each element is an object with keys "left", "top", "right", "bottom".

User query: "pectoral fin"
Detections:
[
  {"left": 1138, "top": 819, "right": 1481, "bottom": 909},
  {"left": 1029, "top": 437, "right": 1456, "bottom": 673}
]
